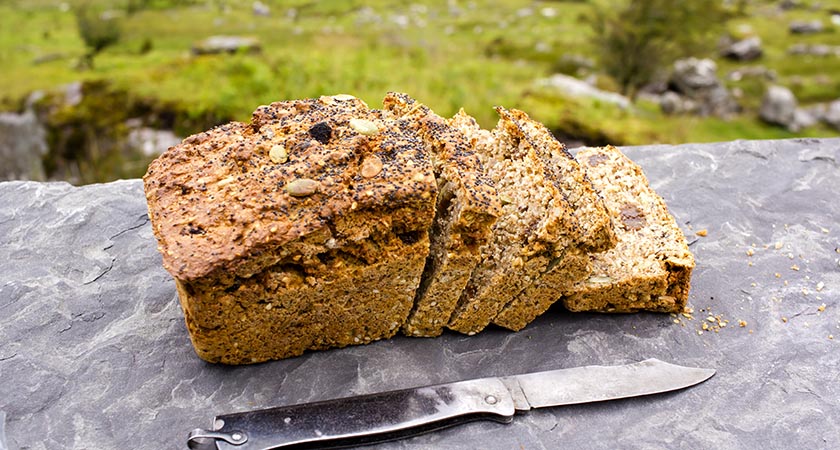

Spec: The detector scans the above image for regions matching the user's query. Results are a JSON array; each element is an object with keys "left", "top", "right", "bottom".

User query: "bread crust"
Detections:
[
  {"left": 144, "top": 95, "right": 437, "bottom": 363},
  {"left": 491, "top": 108, "right": 615, "bottom": 331},
  {"left": 382, "top": 93, "right": 501, "bottom": 337},
  {"left": 446, "top": 109, "right": 582, "bottom": 335}
]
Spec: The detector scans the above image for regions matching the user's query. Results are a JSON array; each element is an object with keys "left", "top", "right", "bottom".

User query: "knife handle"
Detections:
[{"left": 187, "top": 377, "right": 516, "bottom": 450}]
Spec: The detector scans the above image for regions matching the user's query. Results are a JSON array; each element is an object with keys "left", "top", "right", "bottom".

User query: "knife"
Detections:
[{"left": 187, "top": 358, "right": 714, "bottom": 450}]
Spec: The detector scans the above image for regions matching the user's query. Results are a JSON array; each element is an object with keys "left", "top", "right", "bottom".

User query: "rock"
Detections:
[
  {"left": 789, "top": 20, "right": 824, "bottom": 34},
  {"left": 787, "top": 43, "right": 840, "bottom": 56},
  {"left": 126, "top": 127, "right": 182, "bottom": 157},
  {"left": 823, "top": 100, "right": 840, "bottom": 130},
  {"left": 759, "top": 85, "right": 799, "bottom": 130},
  {"left": 64, "top": 81, "right": 83, "bottom": 107},
  {"left": 0, "top": 110, "right": 48, "bottom": 181},
  {"left": 191, "top": 36, "right": 261, "bottom": 55},
  {"left": 671, "top": 58, "right": 719, "bottom": 93},
  {"left": 793, "top": 108, "right": 819, "bottom": 129},
  {"left": 659, "top": 91, "right": 698, "bottom": 115},
  {"left": 779, "top": 0, "right": 804, "bottom": 9},
  {"left": 252, "top": 1, "right": 270, "bottom": 16},
  {"left": 534, "top": 73, "right": 631, "bottom": 109},
  {"left": 667, "top": 58, "right": 739, "bottom": 117},
  {"left": 721, "top": 36, "right": 763, "bottom": 61},
  {"left": 726, "top": 66, "right": 777, "bottom": 82}
]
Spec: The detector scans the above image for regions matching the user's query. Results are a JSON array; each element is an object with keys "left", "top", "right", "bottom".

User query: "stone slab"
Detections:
[{"left": 1, "top": 138, "right": 839, "bottom": 449}]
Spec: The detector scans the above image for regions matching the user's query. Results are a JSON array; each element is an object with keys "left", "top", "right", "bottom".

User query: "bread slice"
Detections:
[
  {"left": 491, "top": 108, "right": 616, "bottom": 331},
  {"left": 564, "top": 145, "right": 694, "bottom": 313},
  {"left": 143, "top": 95, "right": 437, "bottom": 364},
  {"left": 381, "top": 92, "right": 501, "bottom": 337},
  {"left": 446, "top": 109, "right": 581, "bottom": 335}
]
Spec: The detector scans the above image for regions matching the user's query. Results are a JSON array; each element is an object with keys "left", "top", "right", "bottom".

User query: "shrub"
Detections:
[
  {"left": 590, "top": 0, "right": 726, "bottom": 99},
  {"left": 74, "top": 6, "right": 122, "bottom": 69}
]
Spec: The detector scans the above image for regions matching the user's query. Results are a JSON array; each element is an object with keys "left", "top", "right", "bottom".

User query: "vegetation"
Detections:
[
  {"left": 0, "top": 0, "right": 838, "bottom": 183},
  {"left": 590, "top": 0, "right": 727, "bottom": 98},
  {"left": 74, "top": 4, "right": 122, "bottom": 69}
]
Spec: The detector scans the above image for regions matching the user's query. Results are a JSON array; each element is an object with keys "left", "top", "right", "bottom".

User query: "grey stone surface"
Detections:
[
  {"left": 191, "top": 36, "right": 261, "bottom": 55},
  {"left": 669, "top": 58, "right": 739, "bottom": 118},
  {"left": 535, "top": 73, "right": 631, "bottom": 109},
  {"left": 760, "top": 85, "right": 799, "bottom": 130},
  {"left": 721, "top": 36, "right": 763, "bottom": 61},
  {"left": 789, "top": 20, "right": 824, "bottom": 34},
  {"left": 0, "top": 110, "right": 47, "bottom": 182},
  {"left": 1, "top": 139, "right": 839, "bottom": 449}
]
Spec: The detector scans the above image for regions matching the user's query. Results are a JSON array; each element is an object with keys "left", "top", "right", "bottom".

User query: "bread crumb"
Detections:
[
  {"left": 746, "top": 248, "right": 755, "bottom": 256},
  {"left": 816, "top": 281, "right": 825, "bottom": 292},
  {"left": 775, "top": 273, "right": 781, "bottom": 278},
  {"left": 830, "top": 335, "right": 834, "bottom": 340},
  {"left": 738, "top": 320, "right": 747, "bottom": 327},
  {"left": 782, "top": 317, "right": 788, "bottom": 323},
  {"left": 791, "top": 264, "right": 800, "bottom": 271},
  {"left": 818, "top": 303, "right": 826, "bottom": 313},
  {"left": 695, "top": 229, "right": 708, "bottom": 237},
  {"left": 774, "top": 242, "right": 783, "bottom": 250}
]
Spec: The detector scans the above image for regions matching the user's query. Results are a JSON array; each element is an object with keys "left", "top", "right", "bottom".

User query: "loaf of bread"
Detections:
[
  {"left": 144, "top": 95, "right": 437, "bottom": 364},
  {"left": 490, "top": 108, "right": 616, "bottom": 331},
  {"left": 445, "top": 108, "right": 583, "bottom": 335},
  {"left": 382, "top": 93, "right": 501, "bottom": 337},
  {"left": 564, "top": 145, "right": 694, "bottom": 313},
  {"left": 145, "top": 93, "right": 694, "bottom": 364}
]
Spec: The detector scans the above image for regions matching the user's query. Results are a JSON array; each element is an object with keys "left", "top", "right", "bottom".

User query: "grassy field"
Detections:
[{"left": 1, "top": 0, "right": 839, "bottom": 182}]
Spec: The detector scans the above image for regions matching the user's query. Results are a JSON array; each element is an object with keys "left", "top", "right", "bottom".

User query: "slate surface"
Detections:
[{"left": 1, "top": 138, "right": 838, "bottom": 450}]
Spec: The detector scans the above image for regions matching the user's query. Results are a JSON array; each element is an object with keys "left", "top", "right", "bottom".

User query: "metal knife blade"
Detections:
[{"left": 187, "top": 359, "right": 714, "bottom": 450}]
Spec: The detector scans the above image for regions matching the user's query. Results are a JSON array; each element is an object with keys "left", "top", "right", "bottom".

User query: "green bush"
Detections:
[
  {"left": 74, "top": 6, "right": 122, "bottom": 69},
  {"left": 590, "top": 0, "right": 726, "bottom": 99}
]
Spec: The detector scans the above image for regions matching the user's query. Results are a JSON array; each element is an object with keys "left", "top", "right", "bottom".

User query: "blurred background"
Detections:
[{"left": 1, "top": 0, "right": 839, "bottom": 185}]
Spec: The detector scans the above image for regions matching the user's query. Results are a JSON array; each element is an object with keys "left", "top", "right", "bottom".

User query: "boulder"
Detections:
[
  {"left": 252, "top": 1, "right": 270, "bottom": 16},
  {"left": 192, "top": 36, "right": 261, "bottom": 55},
  {"left": 823, "top": 100, "right": 840, "bottom": 131},
  {"left": 671, "top": 58, "right": 719, "bottom": 93},
  {"left": 534, "top": 73, "right": 631, "bottom": 109},
  {"left": 126, "top": 127, "right": 182, "bottom": 157},
  {"left": 659, "top": 91, "right": 698, "bottom": 115},
  {"left": 759, "top": 85, "right": 799, "bottom": 130},
  {"left": 721, "top": 36, "right": 763, "bottom": 61},
  {"left": 667, "top": 58, "right": 739, "bottom": 117},
  {"left": 789, "top": 20, "right": 824, "bottom": 34},
  {"left": 0, "top": 110, "right": 48, "bottom": 181},
  {"left": 727, "top": 66, "right": 777, "bottom": 82}
]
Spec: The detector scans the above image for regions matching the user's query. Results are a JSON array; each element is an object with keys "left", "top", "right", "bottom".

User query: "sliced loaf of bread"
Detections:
[
  {"left": 144, "top": 95, "right": 437, "bottom": 364},
  {"left": 446, "top": 109, "right": 581, "bottom": 335},
  {"left": 490, "top": 108, "right": 615, "bottom": 331},
  {"left": 564, "top": 145, "right": 694, "bottom": 313},
  {"left": 382, "top": 92, "right": 501, "bottom": 337}
]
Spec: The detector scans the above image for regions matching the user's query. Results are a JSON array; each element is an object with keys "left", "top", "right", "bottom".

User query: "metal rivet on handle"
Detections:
[{"left": 485, "top": 395, "right": 498, "bottom": 405}]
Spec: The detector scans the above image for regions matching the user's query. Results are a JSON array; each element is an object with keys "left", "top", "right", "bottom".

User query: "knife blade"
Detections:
[{"left": 187, "top": 358, "right": 714, "bottom": 450}]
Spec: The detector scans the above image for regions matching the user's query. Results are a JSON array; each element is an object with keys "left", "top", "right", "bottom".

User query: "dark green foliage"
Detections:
[
  {"left": 74, "top": 5, "right": 122, "bottom": 69},
  {"left": 590, "top": 0, "right": 727, "bottom": 99}
]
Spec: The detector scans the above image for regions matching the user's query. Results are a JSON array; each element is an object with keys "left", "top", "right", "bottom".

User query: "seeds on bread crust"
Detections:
[{"left": 285, "top": 178, "right": 320, "bottom": 197}]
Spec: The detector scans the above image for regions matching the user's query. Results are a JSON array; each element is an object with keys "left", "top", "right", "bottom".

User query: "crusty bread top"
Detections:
[
  {"left": 143, "top": 95, "right": 436, "bottom": 282},
  {"left": 382, "top": 92, "right": 501, "bottom": 236},
  {"left": 494, "top": 107, "right": 615, "bottom": 253}
]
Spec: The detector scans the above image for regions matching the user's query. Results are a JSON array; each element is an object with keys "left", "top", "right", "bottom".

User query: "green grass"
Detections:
[{"left": 1, "top": 0, "right": 839, "bottom": 183}]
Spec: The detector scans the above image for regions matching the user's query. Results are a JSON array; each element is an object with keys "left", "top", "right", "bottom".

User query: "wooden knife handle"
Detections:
[{"left": 188, "top": 377, "right": 516, "bottom": 450}]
